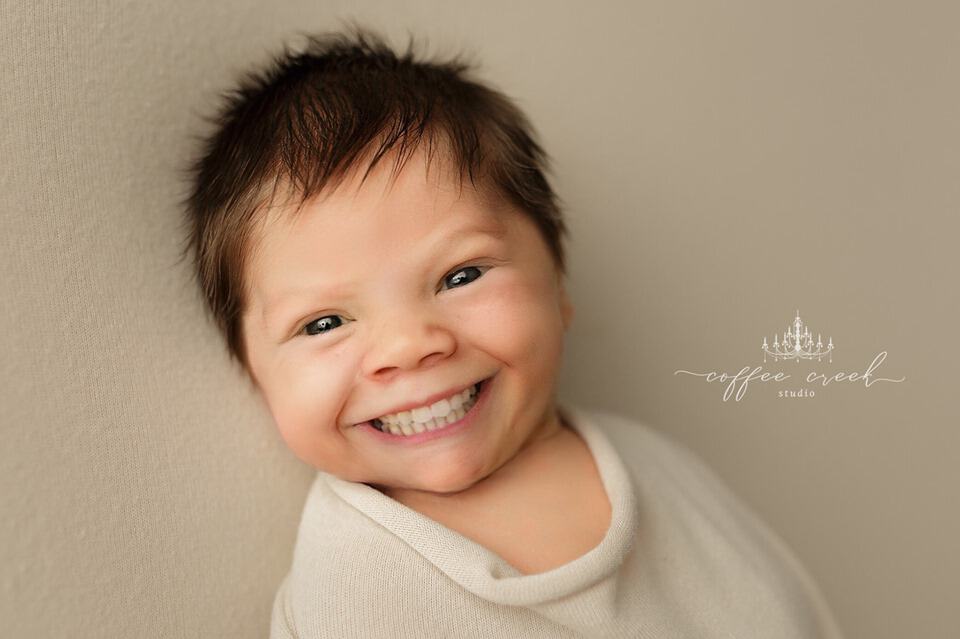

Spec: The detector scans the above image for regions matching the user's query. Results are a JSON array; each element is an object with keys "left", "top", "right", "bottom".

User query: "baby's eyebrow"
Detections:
[{"left": 259, "top": 222, "right": 507, "bottom": 331}]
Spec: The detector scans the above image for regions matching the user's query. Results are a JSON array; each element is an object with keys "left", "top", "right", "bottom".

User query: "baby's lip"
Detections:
[{"left": 353, "top": 376, "right": 489, "bottom": 425}]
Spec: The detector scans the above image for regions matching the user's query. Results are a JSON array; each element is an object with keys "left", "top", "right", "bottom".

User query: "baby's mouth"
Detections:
[{"left": 369, "top": 378, "right": 488, "bottom": 436}]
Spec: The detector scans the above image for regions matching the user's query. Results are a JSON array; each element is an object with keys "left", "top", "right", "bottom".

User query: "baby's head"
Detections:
[{"left": 181, "top": 26, "right": 574, "bottom": 497}]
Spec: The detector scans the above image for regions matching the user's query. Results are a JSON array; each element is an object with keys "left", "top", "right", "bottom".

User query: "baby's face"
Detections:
[{"left": 242, "top": 149, "right": 573, "bottom": 496}]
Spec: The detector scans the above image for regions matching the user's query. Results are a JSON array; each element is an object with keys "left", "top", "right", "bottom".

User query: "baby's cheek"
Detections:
[
  {"left": 470, "top": 278, "right": 564, "bottom": 362},
  {"left": 275, "top": 346, "right": 360, "bottom": 424},
  {"left": 285, "top": 338, "right": 358, "bottom": 385}
]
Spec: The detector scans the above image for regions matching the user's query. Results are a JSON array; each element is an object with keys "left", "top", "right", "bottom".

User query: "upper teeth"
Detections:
[{"left": 378, "top": 384, "right": 478, "bottom": 426}]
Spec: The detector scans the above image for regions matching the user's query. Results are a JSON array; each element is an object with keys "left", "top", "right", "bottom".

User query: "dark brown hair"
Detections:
[{"left": 178, "top": 24, "right": 568, "bottom": 375}]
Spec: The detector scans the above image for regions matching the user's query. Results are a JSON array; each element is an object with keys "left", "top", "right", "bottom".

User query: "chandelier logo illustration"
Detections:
[
  {"left": 674, "top": 310, "right": 905, "bottom": 402},
  {"left": 762, "top": 311, "right": 833, "bottom": 364}
]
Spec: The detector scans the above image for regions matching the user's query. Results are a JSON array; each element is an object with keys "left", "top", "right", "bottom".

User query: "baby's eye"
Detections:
[
  {"left": 443, "top": 265, "right": 488, "bottom": 290},
  {"left": 299, "top": 266, "right": 489, "bottom": 337},
  {"left": 303, "top": 315, "right": 344, "bottom": 337}
]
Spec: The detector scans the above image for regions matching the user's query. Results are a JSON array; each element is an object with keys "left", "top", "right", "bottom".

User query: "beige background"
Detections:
[{"left": 2, "top": 1, "right": 956, "bottom": 637}]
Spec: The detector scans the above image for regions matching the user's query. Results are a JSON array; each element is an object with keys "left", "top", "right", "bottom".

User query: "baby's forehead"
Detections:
[
  {"left": 257, "top": 169, "right": 512, "bottom": 241},
  {"left": 242, "top": 149, "right": 522, "bottom": 292},
  {"left": 246, "top": 176, "right": 515, "bottom": 276}
]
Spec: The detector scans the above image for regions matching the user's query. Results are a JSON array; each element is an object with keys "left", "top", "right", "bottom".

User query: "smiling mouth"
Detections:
[{"left": 370, "top": 378, "right": 488, "bottom": 435}]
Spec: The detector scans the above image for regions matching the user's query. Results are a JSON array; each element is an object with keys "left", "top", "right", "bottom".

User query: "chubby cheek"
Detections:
[
  {"left": 260, "top": 344, "right": 361, "bottom": 464},
  {"left": 464, "top": 270, "right": 565, "bottom": 373}
]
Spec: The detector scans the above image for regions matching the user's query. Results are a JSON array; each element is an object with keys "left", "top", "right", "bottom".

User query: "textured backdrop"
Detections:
[{"left": 2, "top": 2, "right": 957, "bottom": 637}]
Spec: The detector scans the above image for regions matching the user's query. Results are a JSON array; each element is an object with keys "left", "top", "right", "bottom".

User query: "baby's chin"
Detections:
[
  {"left": 330, "top": 451, "right": 497, "bottom": 497},
  {"left": 356, "top": 463, "right": 500, "bottom": 500},
  {"left": 361, "top": 474, "right": 489, "bottom": 498}
]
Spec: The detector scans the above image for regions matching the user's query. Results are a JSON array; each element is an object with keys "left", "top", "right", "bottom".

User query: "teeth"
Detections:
[
  {"left": 430, "top": 398, "right": 452, "bottom": 419},
  {"left": 377, "top": 383, "right": 479, "bottom": 426},
  {"left": 377, "top": 385, "right": 482, "bottom": 436},
  {"left": 411, "top": 406, "right": 433, "bottom": 422}
]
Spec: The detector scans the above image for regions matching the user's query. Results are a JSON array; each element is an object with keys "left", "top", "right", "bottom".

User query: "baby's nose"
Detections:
[{"left": 362, "top": 315, "right": 456, "bottom": 379}]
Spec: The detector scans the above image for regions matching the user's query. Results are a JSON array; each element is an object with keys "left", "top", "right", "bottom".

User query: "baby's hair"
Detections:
[{"left": 177, "top": 22, "right": 568, "bottom": 376}]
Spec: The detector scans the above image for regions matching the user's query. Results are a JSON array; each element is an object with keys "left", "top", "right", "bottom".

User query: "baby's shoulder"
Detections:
[
  {"left": 575, "top": 405, "right": 779, "bottom": 551},
  {"left": 287, "top": 473, "right": 404, "bottom": 586},
  {"left": 274, "top": 475, "right": 424, "bottom": 635},
  {"left": 579, "top": 407, "right": 844, "bottom": 637}
]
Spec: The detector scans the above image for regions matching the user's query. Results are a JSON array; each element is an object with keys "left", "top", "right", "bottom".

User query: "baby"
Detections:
[{"left": 181, "top": 26, "right": 845, "bottom": 639}]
